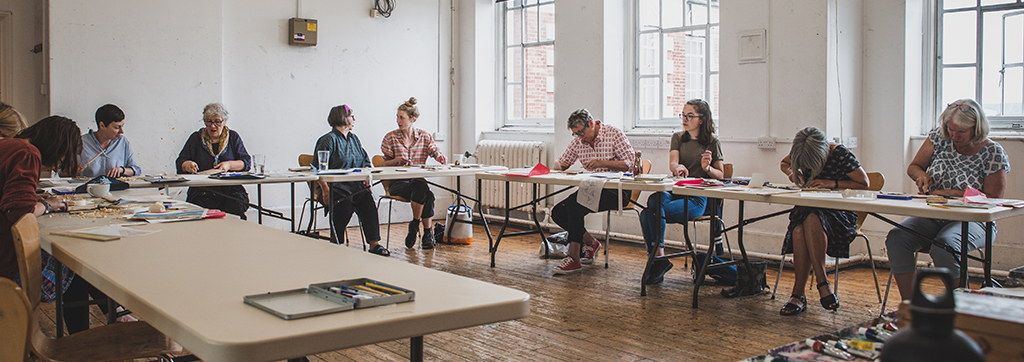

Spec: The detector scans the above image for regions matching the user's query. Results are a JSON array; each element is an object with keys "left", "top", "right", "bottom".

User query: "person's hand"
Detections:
[
  {"left": 214, "top": 162, "right": 231, "bottom": 171},
  {"left": 915, "top": 175, "right": 933, "bottom": 194},
  {"left": 182, "top": 161, "right": 199, "bottom": 174},
  {"left": 391, "top": 157, "right": 411, "bottom": 166},
  {"left": 436, "top": 154, "right": 448, "bottom": 165},
  {"left": 788, "top": 172, "right": 805, "bottom": 186},
  {"left": 106, "top": 167, "right": 124, "bottom": 178},
  {"left": 582, "top": 159, "right": 604, "bottom": 170},
  {"left": 674, "top": 165, "right": 689, "bottom": 177},
  {"left": 700, "top": 151, "right": 712, "bottom": 171},
  {"left": 320, "top": 188, "right": 330, "bottom": 206},
  {"left": 77, "top": 165, "right": 87, "bottom": 175},
  {"left": 45, "top": 196, "right": 67, "bottom": 212}
]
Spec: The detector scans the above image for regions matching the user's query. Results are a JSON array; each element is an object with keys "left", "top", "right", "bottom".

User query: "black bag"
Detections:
[
  {"left": 690, "top": 252, "right": 737, "bottom": 286},
  {"left": 434, "top": 222, "right": 446, "bottom": 244},
  {"left": 546, "top": 231, "right": 570, "bottom": 245},
  {"left": 721, "top": 260, "right": 769, "bottom": 298},
  {"left": 74, "top": 176, "right": 129, "bottom": 194}
]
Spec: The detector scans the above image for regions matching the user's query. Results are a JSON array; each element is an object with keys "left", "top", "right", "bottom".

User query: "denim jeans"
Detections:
[{"left": 639, "top": 191, "right": 717, "bottom": 255}]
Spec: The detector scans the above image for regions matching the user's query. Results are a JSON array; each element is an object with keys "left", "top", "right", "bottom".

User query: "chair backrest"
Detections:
[
  {"left": 298, "top": 154, "right": 322, "bottom": 203},
  {"left": 856, "top": 172, "right": 886, "bottom": 231},
  {"left": 722, "top": 162, "right": 734, "bottom": 179},
  {"left": 371, "top": 155, "right": 393, "bottom": 194},
  {"left": 12, "top": 213, "right": 41, "bottom": 309},
  {"left": 626, "top": 160, "right": 653, "bottom": 208},
  {"left": 298, "top": 154, "right": 315, "bottom": 168},
  {"left": 0, "top": 277, "right": 31, "bottom": 362}
]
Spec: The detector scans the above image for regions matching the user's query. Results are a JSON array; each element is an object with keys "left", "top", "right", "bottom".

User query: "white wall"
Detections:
[
  {"left": 0, "top": 0, "right": 47, "bottom": 123},
  {"left": 47, "top": 0, "right": 453, "bottom": 227}
]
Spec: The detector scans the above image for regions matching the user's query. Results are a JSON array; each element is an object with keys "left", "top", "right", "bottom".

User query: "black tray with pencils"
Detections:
[{"left": 244, "top": 278, "right": 415, "bottom": 320}]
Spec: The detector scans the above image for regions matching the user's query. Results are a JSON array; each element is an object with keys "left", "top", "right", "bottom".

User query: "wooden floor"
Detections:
[{"left": 39, "top": 222, "right": 955, "bottom": 362}]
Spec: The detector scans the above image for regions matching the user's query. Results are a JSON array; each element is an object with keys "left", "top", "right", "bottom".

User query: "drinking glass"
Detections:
[
  {"left": 317, "top": 150, "right": 330, "bottom": 171},
  {"left": 252, "top": 154, "right": 266, "bottom": 174}
]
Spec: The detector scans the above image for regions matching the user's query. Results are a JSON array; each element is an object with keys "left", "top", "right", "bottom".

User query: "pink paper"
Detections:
[
  {"left": 675, "top": 179, "right": 703, "bottom": 186},
  {"left": 506, "top": 163, "right": 550, "bottom": 177}
]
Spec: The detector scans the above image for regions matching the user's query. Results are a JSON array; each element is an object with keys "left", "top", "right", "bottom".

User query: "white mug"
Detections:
[{"left": 87, "top": 183, "right": 111, "bottom": 197}]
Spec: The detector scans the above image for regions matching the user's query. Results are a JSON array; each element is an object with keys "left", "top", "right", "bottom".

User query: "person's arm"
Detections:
[
  {"left": 704, "top": 159, "right": 725, "bottom": 179},
  {"left": 908, "top": 138, "right": 935, "bottom": 194},
  {"left": 582, "top": 159, "right": 630, "bottom": 171},
  {"left": 425, "top": 132, "right": 447, "bottom": 164},
  {"left": 380, "top": 134, "right": 410, "bottom": 166},
  {"left": 176, "top": 133, "right": 199, "bottom": 174},
  {"left": 981, "top": 168, "right": 1007, "bottom": 199},
  {"left": 780, "top": 155, "right": 800, "bottom": 184},
  {"left": 669, "top": 150, "right": 687, "bottom": 177},
  {"left": 555, "top": 143, "right": 578, "bottom": 171},
  {"left": 122, "top": 138, "right": 141, "bottom": 176}
]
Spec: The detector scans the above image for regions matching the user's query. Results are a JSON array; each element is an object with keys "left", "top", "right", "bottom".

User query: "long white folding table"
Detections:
[
  {"left": 37, "top": 193, "right": 530, "bottom": 362},
  {"left": 317, "top": 165, "right": 507, "bottom": 245},
  {"left": 41, "top": 173, "right": 320, "bottom": 231},
  {"left": 671, "top": 185, "right": 1024, "bottom": 293}
]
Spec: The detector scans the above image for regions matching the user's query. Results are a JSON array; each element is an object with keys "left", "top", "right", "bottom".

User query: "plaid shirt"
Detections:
[
  {"left": 380, "top": 128, "right": 440, "bottom": 165},
  {"left": 557, "top": 121, "right": 635, "bottom": 172}
]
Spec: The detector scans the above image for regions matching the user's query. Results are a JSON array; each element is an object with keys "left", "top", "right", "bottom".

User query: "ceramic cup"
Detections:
[{"left": 87, "top": 183, "right": 111, "bottom": 197}]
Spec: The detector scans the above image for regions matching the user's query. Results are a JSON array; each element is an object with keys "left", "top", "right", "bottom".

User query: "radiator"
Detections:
[{"left": 476, "top": 140, "right": 547, "bottom": 211}]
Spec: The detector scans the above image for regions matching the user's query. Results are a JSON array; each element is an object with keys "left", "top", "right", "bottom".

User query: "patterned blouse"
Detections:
[
  {"left": 381, "top": 128, "right": 440, "bottom": 165},
  {"left": 814, "top": 144, "right": 860, "bottom": 182},
  {"left": 925, "top": 127, "right": 1010, "bottom": 192},
  {"left": 557, "top": 121, "right": 636, "bottom": 172}
]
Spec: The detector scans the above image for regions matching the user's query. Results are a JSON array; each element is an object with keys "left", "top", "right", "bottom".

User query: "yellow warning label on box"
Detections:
[{"left": 307, "top": 23, "right": 317, "bottom": 32}]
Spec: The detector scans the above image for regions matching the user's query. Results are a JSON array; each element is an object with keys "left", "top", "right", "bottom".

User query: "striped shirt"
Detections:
[
  {"left": 557, "top": 121, "right": 636, "bottom": 172},
  {"left": 380, "top": 128, "right": 440, "bottom": 165}
]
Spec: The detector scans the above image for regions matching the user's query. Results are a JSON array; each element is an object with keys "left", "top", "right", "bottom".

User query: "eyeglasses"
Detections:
[
  {"left": 204, "top": 120, "right": 224, "bottom": 126},
  {"left": 680, "top": 113, "right": 702, "bottom": 120},
  {"left": 571, "top": 123, "right": 589, "bottom": 137},
  {"left": 947, "top": 103, "right": 972, "bottom": 113}
]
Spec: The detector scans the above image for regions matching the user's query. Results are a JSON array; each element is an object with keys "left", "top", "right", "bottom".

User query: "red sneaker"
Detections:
[
  {"left": 581, "top": 240, "right": 602, "bottom": 265},
  {"left": 553, "top": 257, "right": 582, "bottom": 274}
]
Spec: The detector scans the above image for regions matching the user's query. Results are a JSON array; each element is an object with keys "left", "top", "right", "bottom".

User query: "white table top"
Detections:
[
  {"left": 475, "top": 171, "right": 679, "bottom": 192},
  {"left": 672, "top": 185, "right": 1024, "bottom": 223},
  {"left": 318, "top": 165, "right": 508, "bottom": 183},
  {"left": 40, "top": 173, "right": 320, "bottom": 189},
  {"left": 37, "top": 195, "right": 530, "bottom": 362}
]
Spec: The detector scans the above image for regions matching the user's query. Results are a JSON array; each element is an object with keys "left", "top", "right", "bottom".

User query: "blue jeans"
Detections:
[
  {"left": 639, "top": 191, "right": 717, "bottom": 255},
  {"left": 885, "top": 216, "right": 993, "bottom": 275}
]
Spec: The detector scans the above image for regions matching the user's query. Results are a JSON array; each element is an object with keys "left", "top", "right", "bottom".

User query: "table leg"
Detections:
[
  {"left": 736, "top": 201, "right": 756, "bottom": 292},
  {"left": 691, "top": 198, "right": 714, "bottom": 309},
  {"left": 960, "top": 221, "right": 969, "bottom": 287},
  {"left": 640, "top": 195, "right": 663, "bottom": 297},
  {"left": 56, "top": 260, "right": 64, "bottom": 337},
  {"left": 490, "top": 181, "right": 511, "bottom": 267},
  {"left": 291, "top": 183, "right": 296, "bottom": 233},
  {"left": 410, "top": 336, "right": 424, "bottom": 362},
  {"left": 533, "top": 184, "right": 549, "bottom": 259},
  {"left": 984, "top": 222, "right": 993, "bottom": 287},
  {"left": 258, "top": 184, "right": 263, "bottom": 224},
  {"left": 478, "top": 178, "right": 494, "bottom": 252}
]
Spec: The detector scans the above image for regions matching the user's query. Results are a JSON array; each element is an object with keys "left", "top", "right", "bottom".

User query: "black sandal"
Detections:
[
  {"left": 779, "top": 295, "right": 807, "bottom": 316},
  {"left": 369, "top": 244, "right": 391, "bottom": 257},
  {"left": 818, "top": 281, "right": 839, "bottom": 311}
]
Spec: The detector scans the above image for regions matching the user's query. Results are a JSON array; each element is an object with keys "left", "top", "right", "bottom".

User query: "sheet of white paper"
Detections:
[
  {"left": 68, "top": 224, "right": 160, "bottom": 238},
  {"left": 578, "top": 178, "right": 607, "bottom": 212},
  {"left": 799, "top": 192, "right": 844, "bottom": 199}
]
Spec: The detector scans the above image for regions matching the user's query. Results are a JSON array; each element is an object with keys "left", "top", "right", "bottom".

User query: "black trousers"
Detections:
[
  {"left": 388, "top": 178, "right": 435, "bottom": 219},
  {"left": 331, "top": 187, "right": 381, "bottom": 242},
  {"left": 551, "top": 189, "right": 631, "bottom": 245},
  {"left": 186, "top": 186, "right": 250, "bottom": 220},
  {"left": 63, "top": 277, "right": 109, "bottom": 334}
]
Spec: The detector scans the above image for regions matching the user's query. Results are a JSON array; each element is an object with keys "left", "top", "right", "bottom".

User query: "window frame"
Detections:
[
  {"left": 633, "top": 0, "right": 720, "bottom": 129},
  {"left": 498, "top": 0, "right": 557, "bottom": 130},
  {"left": 935, "top": 0, "right": 1024, "bottom": 132}
]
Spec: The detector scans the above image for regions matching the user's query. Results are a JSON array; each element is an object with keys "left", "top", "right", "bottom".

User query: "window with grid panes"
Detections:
[
  {"left": 635, "top": 0, "right": 719, "bottom": 128},
  {"left": 500, "top": 0, "right": 555, "bottom": 128},
  {"left": 937, "top": 0, "right": 1024, "bottom": 131}
]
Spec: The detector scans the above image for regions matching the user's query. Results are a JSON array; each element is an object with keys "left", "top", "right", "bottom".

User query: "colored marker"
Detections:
[
  {"left": 351, "top": 285, "right": 388, "bottom": 296},
  {"left": 365, "top": 282, "right": 404, "bottom": 295}
]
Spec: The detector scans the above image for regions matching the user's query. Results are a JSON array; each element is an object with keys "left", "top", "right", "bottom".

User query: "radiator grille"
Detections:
[{"left": 476, "top": 140, "right": 546, "bottom": 211}]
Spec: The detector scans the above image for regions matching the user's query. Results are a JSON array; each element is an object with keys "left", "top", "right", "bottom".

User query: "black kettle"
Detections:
[{"left": 879, "top": 267, "right": 984, "bottom": 362}]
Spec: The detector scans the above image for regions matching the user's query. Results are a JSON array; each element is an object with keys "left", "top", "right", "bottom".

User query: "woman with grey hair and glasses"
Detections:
[
  {"left": 886, "top": 99, "right": 1009, "bottom": 301},
  {"left": 778, "top": 126, "right": 869, "bottom": 315},
  {"left": 175, "top": 102, "right": 252, "bottom": 219}
]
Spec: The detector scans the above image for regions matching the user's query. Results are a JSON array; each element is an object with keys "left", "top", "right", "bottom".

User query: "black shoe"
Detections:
[
  {"left": 421, "top": 230, "right": 436, "bottom": 249},
  {"left": 780, "top": 295, "right": 807, "bottom": 316},
  {"left": 405, "top": 220, "right": 419, "bottom": 248},
  {"left": 644, "top": 259, "right": 674, "bottom": 285},
  {"left": 818, "top": 281, "right": 839, "bottom": 311}
]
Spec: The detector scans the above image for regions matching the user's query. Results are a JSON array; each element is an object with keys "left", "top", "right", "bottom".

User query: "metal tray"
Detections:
[
  {"left": 309, "top": 278, "right": 415, "bottom": 309},
  {"left": 243, "top": 287, "right": 354, "bottom": 320}
]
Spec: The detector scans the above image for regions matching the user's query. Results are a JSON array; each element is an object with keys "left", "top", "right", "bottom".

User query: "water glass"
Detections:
[
  {"left": 317, "top": 150, "right": 330, "bottom": 171},
  {"left": 252, "top": 154, "right": 266, "bottom": 174}
]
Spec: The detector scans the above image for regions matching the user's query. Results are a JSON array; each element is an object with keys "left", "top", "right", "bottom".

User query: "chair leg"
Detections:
[
  {"left": 833, "top": 256, "right": 840, "bottom": 298},
  {"left": 880, "top": 270, "right": 895, "bottom": 317},
  {"left": 604, "top": 212, "right": 611, "bottom": 268},
  {"left": 863, "top": 236, "right": 882, "bottom": 303},
  {"left": 771, "top": 255, "right": 786, "bottom": 300},
  {"left": 386, "top": 201, "right": 393, "bottom": 249}
]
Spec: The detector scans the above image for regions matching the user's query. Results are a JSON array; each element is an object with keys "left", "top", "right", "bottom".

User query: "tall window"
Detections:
[
  {"left": 938, "top": 0, "right": 1024, "bottom": 130},
  {"left": 501, "top": 0, "right": 556, "bottom": 128},
  {"left": 636, "top": 0, "right": 719, "bottom": 128}
]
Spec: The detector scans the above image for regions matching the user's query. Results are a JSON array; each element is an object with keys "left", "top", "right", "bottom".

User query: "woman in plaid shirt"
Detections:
[{"left": 380, "top": 97, "right": 448, "bottom": 249}]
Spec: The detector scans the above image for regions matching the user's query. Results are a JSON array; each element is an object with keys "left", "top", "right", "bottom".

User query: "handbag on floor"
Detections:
[
  {"left": 538, "top": 232, "right": 569, "bottom": 259},
  {"left": 721, "top": 260, "right": 769, "bottom": 298}
]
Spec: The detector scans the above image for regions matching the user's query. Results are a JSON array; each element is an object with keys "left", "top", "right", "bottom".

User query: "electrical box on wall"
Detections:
[{"left": 289, "top": 18, "right": 317, "bottom": 46}]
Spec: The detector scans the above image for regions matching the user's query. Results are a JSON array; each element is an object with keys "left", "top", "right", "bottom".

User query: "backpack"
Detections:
[
  {"left": 721, "top": 260, "right": 769, "bottom": 298},
  {"left": 690, "top": 251, "right": 738, "bottom": 286}
]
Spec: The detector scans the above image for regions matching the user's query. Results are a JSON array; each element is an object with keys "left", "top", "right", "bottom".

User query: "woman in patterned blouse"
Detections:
[
  {"left": 886, "top": 99, "right": 1009, "bottom": 301},
  {"left": 778, "top": 127, "right": 869, "bottom": 316},
  {"left": 380, "top": 97, "right": 448, "bottom": 249}
]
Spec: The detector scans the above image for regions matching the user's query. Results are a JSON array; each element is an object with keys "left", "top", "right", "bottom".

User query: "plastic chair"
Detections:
[
  {"left": 373, "top": 155, "right": 409, "bottom": 248},
  {"left": 12, "top": 213, "right": 181, "bottom": 362},
  {"left": 770, "top": 172, "right": 885, "bottom": 303},
  {"left": 600, "top": 160, "right": 652, "bottom": 268}
]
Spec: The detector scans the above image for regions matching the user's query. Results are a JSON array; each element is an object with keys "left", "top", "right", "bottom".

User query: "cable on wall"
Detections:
[{"left": 374, "top": 0, "right": 396, "bottom": 18}]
